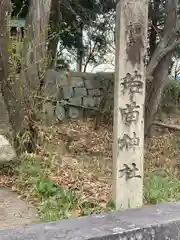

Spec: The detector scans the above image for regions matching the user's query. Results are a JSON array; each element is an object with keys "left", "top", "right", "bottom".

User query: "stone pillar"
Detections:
[{"left": 112, "top": 0, "right": 148, "bottom": 209}]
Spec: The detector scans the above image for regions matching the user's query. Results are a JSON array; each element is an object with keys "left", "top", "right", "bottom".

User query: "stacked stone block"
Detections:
[
  {"left": 0, "top": 69, "right": 114, "bottom": 127},
  {"left": 53, "top": 71, "right": 114, "bottom": 121}
]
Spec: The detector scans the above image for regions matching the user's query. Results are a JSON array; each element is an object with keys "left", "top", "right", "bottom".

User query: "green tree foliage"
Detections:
[
  {"left": 11, "top": 0, "right": 28, "bottom": 17},
  {"left": 12, "top": 0, "right": 115, "bottom": 70},
  {"left": 58, "top": 0, "right": 115, "bottom": 70}
]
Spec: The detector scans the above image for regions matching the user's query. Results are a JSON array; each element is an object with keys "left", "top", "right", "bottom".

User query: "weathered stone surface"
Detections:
[
  {"left": 55, "top": 69, "right": 70, "bottom": 87},
  {"left": 58, "top": 78, "right": 69, "bottom": 87},
  {"left": 73, "top": 87, "right": 87, "bottom": 97},
  {"left": 28, "top": 70, "right": 115, "bottom": 123},
  {"left": 0, "top": 135, "right": 16, "bottom": 163},
  {"left": 94, "top": 97, "right": 102, "bottom": 107},
  {"left": 69, "top": 72, "right": 95, "bottom": 80},
  {"left": 68, "top": 107, "right": 82, "bottom": 118},
  {"left": 96, "top": 72, "right": 114, "bottom": 83},
  {"left": 43, "top": 102, "right": 56, "bottom": 126},
  {"left": 87, "top": 89, "right": 101, "bottom": 97},
  {"left": 71, "top": 77, "right": 84, "bottom": 88},
  {"left": 55, "top": 103, "right": 66, "bottom": 121},
  {"left": 69, "top": 97, "right": 82, "bottom": 106},
  {"left": 84, "top": 79, "right": 101, "bottom": 89},
  {"left": 83, "top": 97, "right": 97, "bottom": 108},
  {"left": 61, "top": 86, "right": 73, "bottom": 99},
  {"left": 1, "top": 202, "right": 180, "bottom": 239},
  {"left": 86, "top": 80, "right": 100, "bottom": 90},
  {"left": 43, "top": 69, "right": 59, "bottom": 98},
  {"left": 7, "top": 69, "right": 115, "bottom": 125},
  {"left": 112, "top": 0, "right": 148, "bottom": 209},
  {"left": 83, "top": 97, "right": 101, "bottom": 108}
]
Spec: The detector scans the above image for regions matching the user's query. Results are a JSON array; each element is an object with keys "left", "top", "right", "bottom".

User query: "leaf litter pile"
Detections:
[
  {"left": 38, "top": 119, "right": 113, "bottom": 208},
  {"left": 1, "top": 118, "right": 180, "bottom": 216}
]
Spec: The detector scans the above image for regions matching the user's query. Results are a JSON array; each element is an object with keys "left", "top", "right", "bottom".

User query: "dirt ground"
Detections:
[
  {"left": 0, "top": 113, "right": 180, "bottom": 229},
  {"left": 0, "top": 187, "right": 38, "bottom": 230}
]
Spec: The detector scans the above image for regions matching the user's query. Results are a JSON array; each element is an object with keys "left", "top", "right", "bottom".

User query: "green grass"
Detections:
[
  {"left": 14, "top": 154, "right": 115, "bottom": 222},
  {"left": 14, "top": 154, "right": 180, "bottom": 222},
  {"left": 144, "top": 169, "right": 180, "bottom": 204}
]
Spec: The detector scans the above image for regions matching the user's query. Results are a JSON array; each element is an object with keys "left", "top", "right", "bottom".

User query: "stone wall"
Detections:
[
  {"left": 1, "top": 202, "right": 180, "bottom": 239},
  {"left": 0, "top": 70, "right": 114, "bottom": 128},
  {"left": 1, "top": 68, "right": 178, "bottom": 128},
  {"left": 0, "top": 69, "right": 175, "bottom": 127},
  {"left": 43, "top": 70, "right": 114, "bottom": 124}
]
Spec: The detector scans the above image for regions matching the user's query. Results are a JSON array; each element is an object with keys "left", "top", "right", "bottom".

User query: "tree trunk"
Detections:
[
  {"left": 0, "top": 0, "right": 32, "bottom": 153},
  {"left": 76, "top": 23, "right": 83, "bottom": 72},
  {"left": 22, "top": 0, "right": 52, "bottom": 97},
  {"left": 145, "top": 0, "right": 178, "bottom": 136},
  {"left": 149, "top": 0, "right": 159, "bottom": 59},
  {"left": 0, "top": 0, "right": 19, "bottom": 131},
  {"left": 145, "top": 53, "right": 172, "bottom": 137},
  {"left": 0, "top": 0, "right": 52, "bottom": 154},
  {"left": 48, "top": 0, "right": 61, "bottom": 69}
]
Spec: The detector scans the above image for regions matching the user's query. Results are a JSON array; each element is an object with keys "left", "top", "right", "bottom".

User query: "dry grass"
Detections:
[
  {"left": 37, "top": 119, "right": 180, "bottom": 206},
  {"left": 38, "top": 119, "right": 113, "bottom": 208},
  {"left": 1, "top": 118, "right": 180, "bottom": 221},
  {"left": 145, "top": 133, "right": 180, "bottom": 173}
]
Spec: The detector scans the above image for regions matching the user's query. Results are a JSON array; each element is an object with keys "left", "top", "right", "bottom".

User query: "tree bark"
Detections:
[
  {"left": 149, "top": 0, "right": 159, "bottom": 58},
  {"left": 22, "top": 0, "right": 52, "bottom": 97},
  {"left": 145, "top": 0, "right": 178, "bottom": 136},
  {"left": 0, "top": 0, "right": 33, "bottom": 153},
  {"left": 76, "top": 23, "right": 84, "bottom": 72},
  {"left": 0, "top": 0, "right": 52, "bottom": 154},
  {"left": 153, "top": 121, "right": 180, "bottom": 131},
  {"left": 48, "top": 0, "right": 61, "bottom": 69},
  {"left": 145, "top": 53, "right": 172, "bottom": 136}
]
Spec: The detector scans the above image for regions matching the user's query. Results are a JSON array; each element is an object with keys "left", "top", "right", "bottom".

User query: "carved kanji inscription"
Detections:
[
  {"left": 117, "top": 132, "right": 140, "bottom": 151},
  {"left": 119, "top": 163, "right": 141, "bottom": 180},
  {"left": 119, "top": 101, "right": 140, "bottom": 125},
  {"left": 121, "top": 70, "right": 143, "bottom": 101}
]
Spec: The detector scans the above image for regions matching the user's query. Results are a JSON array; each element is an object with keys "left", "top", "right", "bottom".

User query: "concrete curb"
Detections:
[{"left": 0, "top": 202, "right": 180, "bottom": 239}]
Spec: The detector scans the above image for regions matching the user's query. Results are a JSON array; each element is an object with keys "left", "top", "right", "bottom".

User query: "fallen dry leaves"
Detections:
[
  {"left": 37, "top": 118, "right": 113, "bottom": 207},
  {"left": 0, "top": 175, "right": 13, "bottom": 186},
  {"left": 1, "top": 118, "right": 180, "bottom": 209},
  {"left": 37, "top": 118, "right": 180, "bottom": 207}
]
